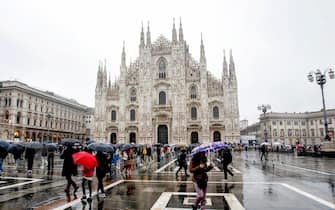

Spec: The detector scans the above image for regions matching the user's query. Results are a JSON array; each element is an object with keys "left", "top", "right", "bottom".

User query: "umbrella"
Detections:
[
  {"left": 114, "top": 143, "right": 124, "bottom": 149},
  {"left": 25, "top": 141, "right": 43, "bottom": 149},
  {"left": 0, "top": 140, "right": 10, "bottom": 151},
  {"left": 211, "top": 142, "right": 228, "bottom": 151},
  {"left": 86, "top": 140, "right": 96, "bottom": 145},
  {"left": 61, "top": 138, "right": 81, "bottom": 146},
  {"left": 152, "top": 143, "right": 162, "bottom": 147},
  {"left": 163, "top": 144, "right": 170, "bottom": 148},
  {"left": 72, "top": 151, "right": 98, "bottom": 168},
  {"left": 88, "top": 143, "right": 114, "bottom": 153},
  {"left": 46, "top": 143, "right": 58, "bottom": 151},
  {"left": 8, "top": 143, "right": 25, "bottom": 154},
  {"left": 121, "top": 144, "right": 133, "bottom": 151}
]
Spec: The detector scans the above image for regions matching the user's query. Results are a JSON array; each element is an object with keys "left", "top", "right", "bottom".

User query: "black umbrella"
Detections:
[
  {"left": 46, "top": 143, "right": 58, "bottom": 151},
  {"left": 61, "top": 138, "right": 81, "bottom": 146},
  {"left": 152, "top": 143, "right": 162, "bottom": 147},
  {"left": 8, "top": 143, "right": 25, "bottom": 154},
  {"left": 88, "top": 143, "right": 114, "bottom": 153},
  {"left": 114, "top": 143, "right": 124, "bottom": 149},
  {"left": 86, "top": 140, "right": 96, "bottom": 145},
  {"left": 121, "top": 144, "right": 133, "bottom": 151},
  {"left": 0, "top": 140, "right": 10, "bottom": 151},
  {"left": 25, "top": 141, "right": 43, "bottom": 149}
]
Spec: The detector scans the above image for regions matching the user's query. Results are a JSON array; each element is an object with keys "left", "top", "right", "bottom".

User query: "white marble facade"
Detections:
[{"left": 93, "top": 20, "right": 240, "bottom": 144}]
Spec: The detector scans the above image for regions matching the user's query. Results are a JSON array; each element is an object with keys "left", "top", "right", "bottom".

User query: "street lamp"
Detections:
[
  {"left": 308, "top": 68, "right": 334, "bottom": 141},
  {"left": 258, "top": 104, "right": 271, "bottom": 142}
]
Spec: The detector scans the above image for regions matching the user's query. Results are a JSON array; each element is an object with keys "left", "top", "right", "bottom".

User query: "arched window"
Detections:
[
  {"left": 158, "top": 59, "right": 166, "bottom": 79},
  {"left": 191, "top": 107, "right": 197, "bottom": 120},
  {"left": 213, "top": 131, "right": 221, "bottom": 141},
  {"left": 213, "top": 106, "right": 219, "bottom": 119},
  {"left": 130, "top": 109, "right": 136, "bottom": 121},
  {"left": 130, "top": 88, "right": 136, "bottom": 102},
  {"left": 190, "top": 85, "right": 197, "bottom": 99},
  {"left": 111, "top": 110, "right": 116, "bottom": 121},
  {"left": 17, "top": 99, "right": 20, "bottom": 107},
  {"left": 5, "top": 110, "right": 9, "bottom": 120},
  {"left": 16, "top": 112, "right": 21, "bottom": 124},
  {"left": 20, "top": 100, "right": 23, "bottom": 108},
  {"left": 159, "top": 91, "right": 166, "bottom": 105}
]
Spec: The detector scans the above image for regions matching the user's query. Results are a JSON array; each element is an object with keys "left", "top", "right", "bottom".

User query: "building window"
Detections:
[
  {"left": 17, "top": 99, "right": 20, "bottom": 107},
  {"left": 320, "top": 128, "right": 324, "bottom": 136},
  {"left": 8, "top": 98, "right": 11, "bottom": 106},
  {"left": 5, "top": 110, "right": 9, "bottom": 120},
  {"left": 27, "top": 118, "right": 30, "bottom": 125},
  {"left": 16, "top": 112, "right": 21, "bottom": 124},
  {"left": 190, "top": 85, "right": 197, "bottom": 99},
  {"left": 302, "top": 129, "right": 306, "bottom": 136},
  {"left": 111, "top": 110, "right": 116, "bottom": 121},
  {"left": 130, "top": 88, "right": 136, "bottom": 102},
  {"left": 280, "top": 129, "right": 285, "bottom": 137},
  {"left": 301, "top": 121, "right": 306, "bottom": 126},
  {"left": 294, "top": 121, "right": 298, "bottom": 126},
  {"left": 310, "top": 120, "right": 314, "bottom": 125},
  {"left": 272, "top": 121, "right": 276, "bottom": 125},
  {"left": 319, "top": 119, "right": 323, "bottom": 125},
  {"left": 34, "top": 119, "right": 37, "bottom": 126},
  {"left": 311, "top": 129, "right": 315, "bottom": 137},
  {"left": 295, "top": 129, "right": 300, "bottom": 136},
  {"left": 130, "top": 109, "right": 135, "bottom": 121},
  {"left": 158, "top": 59, "right": 166, "bottom": 79},
  {"left": 279, "top": 121, "right": 283, "bottom": 125},
  {"left": 288, "top": 129, "right": 292, "bottom": 136},
  {"left": 213, "top": 106, "right": 219, "bottom": 119},
  {"left": 159, "top": 91, "right": 166, "bottom": 105},
  {"left": 191, "top": 107, "right": 197, "bottom": 120},
  {"left": 273, "top": 129, "right": 277, "bottom": 137},
  {"left": 328, "top": 118, "right": 332, "bottom": 124},
  {"left": 287, "top": 121, "right": 291, "bottom": 125}
]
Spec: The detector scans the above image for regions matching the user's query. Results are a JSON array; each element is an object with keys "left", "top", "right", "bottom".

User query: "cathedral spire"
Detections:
[
  {"left": 146, "top": 21, "right": 151, "bottom": 46},
  {"left": 108, "top": 71, "right": 111, "bottom": 88},
  {"left": 223, "top": 49, "right": 228, "bottom": 77},
  {"left": 121, "top": 41, "right": 126, "bottom": 68},
  {"left": 178, "top": 17, "right": 184, "bottom": 42},
  {"left": 140, "top": 22, "right": 145, "bottom": 48},
  {"left": 200, "top": 33, "right": 206, "bottom": 64},
  {"left": 103, "top": 58, "right": 107, "bottom": 88},
  {"left": 172, "top": 17, "right": 177, "bottom": 44},
  {"left": 229, "top": 49, "right": 236, "bottom": 80},
  {"left": 96, "top": 61, "right": 102, "bottom": 90}
]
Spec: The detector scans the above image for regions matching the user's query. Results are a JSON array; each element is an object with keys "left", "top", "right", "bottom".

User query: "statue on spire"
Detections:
[
  {"left": 121, "top": 41, "right": 126, "bottom": 68},
  {"left": 200, "top": 33, "right": 206, "bottom": 64},
  {"left": 146, "top": 21, "right": 151, "bottom": 46},
  {"left": 140, "top": 22, "right": 145, "bottom": 48},
  {"left": 172, "top": 18, "right": 177, "bottom": 44}
]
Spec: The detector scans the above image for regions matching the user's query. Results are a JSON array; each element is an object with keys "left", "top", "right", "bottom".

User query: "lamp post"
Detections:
[
  {"left": 258, "top": 104, "right": 271, "bottom": 142},
  {"left": 308, "top": 68, "right": 334, "bottom": 141}
]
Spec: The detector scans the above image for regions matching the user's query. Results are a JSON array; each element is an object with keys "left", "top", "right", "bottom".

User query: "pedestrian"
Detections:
[
  {"left": 189, "top": 151, "right": 213, "bottom": 210},
  {"left": 60, "top": 146, "right": 79, "bottom": 199},
  {"left": 47, "top": 146, "right": 55, "bottom": 174},
  {"left": 260, "top": 144, "right": 267, "bottom": 161},
  {"left": 81, "top": 163, "right": 95, "bottom": 202},
  {"left": 122, "top": 150, "right": 128, "bottom": 176},
  {"left": 221, "top": 148, "right": 234, "bottom": 180},
  {"left": 25, "top": 147, "right": 35, "bottom": 176},
  {"left": 96, "top": 151, "right": 108, "bottom": 198},
  {"left": 147, "top": 146, "right": 152, "bottom": 161},
  {"left": 40, "top": 144, "right": 48, "bottom": 169},
  {"left": 176, "top": 149, "right": 189, "bottom": 177}
]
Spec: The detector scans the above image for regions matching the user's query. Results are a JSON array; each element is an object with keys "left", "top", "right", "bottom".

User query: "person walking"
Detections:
[
  {"left": 40, "top": 144, "right": 48, "bottom": 169},
  {"left": 25, "top": 147, "right": 35, "bottom": 176},
  {"left": 47, "top": 146, "right": 55, "bottom": 174},
  {"left": 147, "top": 146, "right": 152, "bottom": 161},
  {"left": 221, "top": 148, "right": 234, "bottom": 180},
  {"left": 260, "top": 144, "right": 267, "bottom": 161},
  {"left": 189, "top": 151, "right": 213, "bottom": 210},
  {"left": 61, "top": 146, "right": 79, "bottom": 199},
  {"left": 96, "top": 151, "right": 108, "bottom": 198},
  {"left": 176, "top": 149, "right": 189, "bottom": 178},
  {"left": 81, "top": 164, "right": 95, "bottom": 203}
]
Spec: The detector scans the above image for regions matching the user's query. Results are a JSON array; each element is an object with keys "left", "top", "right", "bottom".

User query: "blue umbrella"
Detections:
[
  {"left": 88, "top": 143, "right": 114, "bottom": 153},
  {"left": 8, "top": 143, "right": 25, "bottom": 153},
  {"left": 0, "top": 140, "right": 10, "bottom": 151},
  {"left": 25, "top": 141, "right": 43, "bottom": 149},
  {"left": 46, "top": 143, "right": 58, "bottom": 151}
]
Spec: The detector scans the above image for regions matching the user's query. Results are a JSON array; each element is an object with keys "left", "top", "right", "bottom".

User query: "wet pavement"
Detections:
[{"left": 0, "top": 151, "right": 334, "bottom": 210}]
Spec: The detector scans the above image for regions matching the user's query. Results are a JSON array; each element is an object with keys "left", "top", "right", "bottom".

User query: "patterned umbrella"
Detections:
[{"left": 72, "top": 151, "right": 98, "bottom": 169}]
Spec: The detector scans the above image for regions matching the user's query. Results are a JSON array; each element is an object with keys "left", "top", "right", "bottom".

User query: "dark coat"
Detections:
[
  {"left": 60, "top": 147, "right": 78, "bottom": 177},
  {"left": 96, "top": 151, "right": 108, "bottom": 177},
  {"left": 221, "top": 150, "right": 232, "bottom": 165},
  {"left": 25, "top": 148, "right": 35, "bottom": 160}
]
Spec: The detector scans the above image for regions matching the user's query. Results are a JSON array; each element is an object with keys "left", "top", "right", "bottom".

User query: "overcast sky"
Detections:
[{"left": 1, "top": 0, "right": 335, "bottom": 124}]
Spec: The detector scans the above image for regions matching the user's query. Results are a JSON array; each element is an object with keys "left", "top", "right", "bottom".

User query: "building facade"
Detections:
[
  {"left": 85, "top": 107, "right": 95, "bottom": 139},
  {"left": 94, "top": 20, "right": 240, "bottom": 144},
  {"left": 257, "top": 109, "right": 335, "bottom": 145},
  {"left": 0, "top": 80, "right": 88, "bottom": 142}
]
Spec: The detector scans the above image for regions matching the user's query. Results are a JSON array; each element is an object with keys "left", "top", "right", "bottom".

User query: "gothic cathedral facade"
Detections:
[{"left": 94, "top": 20, "right": 240, "bottom": 145}]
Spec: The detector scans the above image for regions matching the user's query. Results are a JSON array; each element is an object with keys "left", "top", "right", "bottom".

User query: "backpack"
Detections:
[{"left": 143, "top": 149, "right": 147, "bottom": 155}]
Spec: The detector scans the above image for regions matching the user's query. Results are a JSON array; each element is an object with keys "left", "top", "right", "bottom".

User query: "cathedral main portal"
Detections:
[{"left": 158, "top": 125, "right": 168, "bottom": 145}]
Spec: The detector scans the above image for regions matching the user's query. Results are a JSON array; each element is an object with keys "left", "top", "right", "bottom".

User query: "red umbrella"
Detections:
[{"left": 72, "top": 151, "right": 98, "bottom": 169}]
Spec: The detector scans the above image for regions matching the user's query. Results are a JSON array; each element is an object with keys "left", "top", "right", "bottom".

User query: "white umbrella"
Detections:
[{"left": 260, "top": 142, "right": 271, "bottom": 146}]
